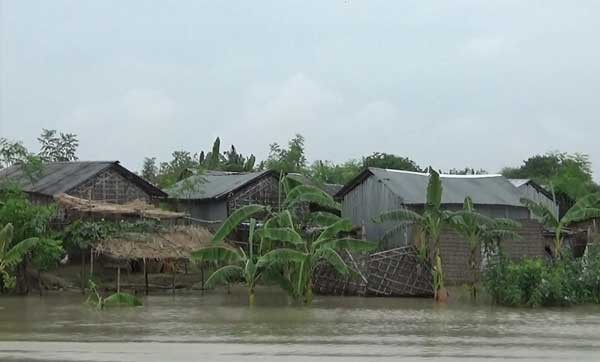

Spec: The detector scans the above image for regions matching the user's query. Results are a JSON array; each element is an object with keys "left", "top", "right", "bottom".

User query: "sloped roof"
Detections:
[
  {"left": 0, "top": 161, "right": 166, "bottom": 197},
  {"left": 337, "top": 168, "right": 524, "bottom": 207},
  {"left": 167, "top": 170, "right": 274, "bottom": 200},
  {"left": 509, "top": 178, "right": 554, "bottom": 200},
  {"left": 509, "top": 179, "right": 530, "bottom": 188}
]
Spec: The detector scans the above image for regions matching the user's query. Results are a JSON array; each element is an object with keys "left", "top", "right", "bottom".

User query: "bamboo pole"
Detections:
[
  {"left": 144, "top": 258, "right": 149, "bottom": 296},
  {"left": 81, "top": 249, "right": 86, "bottom": 294},
  {"left": 89, "top": 248, "right": 94, "bottom": 277},
  {"left": 116, "top": 267, "right": 121, "bottom": 294}
]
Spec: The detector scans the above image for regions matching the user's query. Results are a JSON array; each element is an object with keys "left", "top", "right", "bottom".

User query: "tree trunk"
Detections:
[
  {"left": 80, "top": 249, "right": 86, "bottom": 294},
  {"left": 143, "top": 258, "right": 149, "bottom": 296}
]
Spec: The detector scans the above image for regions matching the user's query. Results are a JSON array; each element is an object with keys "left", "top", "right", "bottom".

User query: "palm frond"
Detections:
[
  {"left": 315, "top": 218, "right": 353, "bottom": 242},
  {"left": 266, "top": 210, "right": 295, "bottom": 229},
  {"left": 570, "top": 192, "right": 600, "bottom": 209},
  {"left": 318, "top": 238, "right": 376, "bottom": 252},
  {"left": 256, "top": 227, "right": 305, "bottom": 247},
  {"left": 103, "top": 292, "right": 143, "bottom": 307},
  {"left": 381, "top": 224, "right": 410, "bottom": 243},
  {"left": 257, "top": 248, "right": 307, "bottom": 268},
  {"left": 212, "top": 205, "right": 269, "bottom": 242},
  {"left": 3, "top": 237, "right": 39, "bottom": 268},
  {"left": 204, "top": 265, "right": 244, "bottom": 289},
  {"left": 0, "top": 223, "right": 14, "bottom": 255},
  {"left": 191, "top": 246, "right": 243, "bottom": 264},
  {"left": 520, "top": 198, "right": 560, "bottom": 228},
  {"left": 316, "top": 247, "right": 349, "bottom": 276},
  {"left": 374, "top": 209, "right": 423, "bottom": 224},
  {"left": 261, "top": 265, "right": 294, "bottom": 295},
  {"left": 284, "top": 185, "right": 341, "bottom": 210},
  {"left": 563, "top": 207, "right": 600, "bottom": 226},
  {"left": 426, "top": 168, "right": 443, "bottom": 211},
  {"left": 306, "top": 211, "right": 341, "bottom": 226}
]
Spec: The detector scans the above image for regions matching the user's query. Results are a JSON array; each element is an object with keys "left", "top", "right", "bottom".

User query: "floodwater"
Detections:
[{"left": 1, "top": 288, "right": 600, "bottom": 362}]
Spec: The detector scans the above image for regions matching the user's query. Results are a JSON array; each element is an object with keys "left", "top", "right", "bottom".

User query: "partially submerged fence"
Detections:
[{"left": 313, "top": 246, "right": 434, "bottom": 298}]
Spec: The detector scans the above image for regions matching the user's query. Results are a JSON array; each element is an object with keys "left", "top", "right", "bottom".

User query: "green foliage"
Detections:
[
  {"left": 484, "top": 254, "right": 586, "bottom": 307},
  {"left": 0, "top": 186, "right": 56, "bottom": 243},
  {"left": 0, "top": 138, "right": 29, "bottom": 169},
  {"left": 265, "top": 134, "right": 307, "bottom": 174},
  {"left": 38, "top": 129, "right": 79, "bottom": 162},
  {"left": 194, "top": 176, "right": 376, "bottom": 304},
  {"left": 309, "top": 159, "right": 362, "bottom": 185},
  {"left": 86, "top": 280, "right": 143, "bottom": 309},
  {"left": 141, "top": 157, "right": 158, "bottom": 184},
  {"left": 284, "top": 184, "right": 341, "bottom": 211},
  {"left": 31, "top": 238, "right": 64, "bottom": 272},
  {"left": 502, "top": 152, "right": 599, "bottom": 201},
  {"left": 363, "top": 152, "right": 423, "bottom": 172},
  {"left": 0, "top": 224, "right": 39, "bottom": 289},
  {"left": 62, "top": 220, "right": 165, "bottom": 252},
  {"left": 522, "top": 192, "right": 600, "bottom": 256}
]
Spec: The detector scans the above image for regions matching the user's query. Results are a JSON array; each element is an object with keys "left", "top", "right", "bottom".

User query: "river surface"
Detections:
[{"left": 1, "top": 288, "right": 600, "bottom": 361}]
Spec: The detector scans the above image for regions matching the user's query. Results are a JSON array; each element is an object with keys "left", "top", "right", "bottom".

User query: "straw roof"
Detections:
[
  {"left": 55, "top": 193, "right": 185, "bottom": 220},
  {"left": 94, "top": 226, "right": 214, "bottom": 260}
]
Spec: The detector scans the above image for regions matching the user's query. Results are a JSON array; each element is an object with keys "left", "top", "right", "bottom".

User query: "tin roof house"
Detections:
[
  {"left": 336, "top": 168, "right": 530, "bottom": 244},
  {"left": 166, "top": 170, "right": 279, "bottom": 222},
  {"left": 0, "top": 161, "right": 166, "bottom": 205}
]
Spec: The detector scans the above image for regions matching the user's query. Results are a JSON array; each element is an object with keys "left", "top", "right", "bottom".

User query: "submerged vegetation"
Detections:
[
  {"left": 484, "top": 244, "right": 600, "bottom": 307},
  {"left": 86, "top": 280, "right": 142, "bottom": 309}
]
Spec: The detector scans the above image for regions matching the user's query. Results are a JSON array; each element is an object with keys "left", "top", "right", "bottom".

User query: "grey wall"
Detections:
[{"left": 517, "top": 184, "right": 559, "bottom": 219}]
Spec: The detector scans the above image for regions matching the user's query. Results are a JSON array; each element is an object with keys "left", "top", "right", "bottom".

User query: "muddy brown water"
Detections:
[{"left": 1, "top": 287, "right": 600, "bottom": 361}]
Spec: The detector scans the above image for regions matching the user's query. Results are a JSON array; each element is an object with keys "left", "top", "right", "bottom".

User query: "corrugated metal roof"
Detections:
[
  {"left": 509, "top": 179, "right": 531, "bottom": 188},
  {"left": 0, "top": 161, "right": 116, "bottom": 196},
  {"left": 341, "top": 168, "right": 524, "bottom": 206},
  {"left": 0, "top": 161, "right": 166, "bottom": 197},
  {"left": 167, "top": 170, "right": 274, "bottom": 200}
]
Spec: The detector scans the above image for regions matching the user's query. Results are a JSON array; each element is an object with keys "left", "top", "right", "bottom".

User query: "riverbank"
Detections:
[{"left": 2, "top": 287, "right": 600, "bottom": 361}]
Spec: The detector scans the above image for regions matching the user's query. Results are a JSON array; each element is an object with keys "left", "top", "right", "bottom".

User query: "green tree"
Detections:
[
  {"left": 521, "top": 193, "right": 600, "bottom": 257},
  {"left": 502, "top": 152, "right": 598, "bottom": 201},
  {"left": 363, "top": 152, "right": 423, "bottom": 172},
  {"left": 37, "top": 129, "right": 79, "bottom": 162},
  {"left": 0, "top": 138, "right": 29, "bottom": 169},
  {"left": 141, "top": 157, "right": 158, "bottom": 184},
  {"left": 309, "top": 159, "right": 362, "bottom": 185},
  {"left": 266, "top": 134, "right": 307, "bottom": 174}
]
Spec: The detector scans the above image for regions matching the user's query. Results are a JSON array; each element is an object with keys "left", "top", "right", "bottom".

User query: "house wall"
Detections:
[
  {"left": 440, "top": 219, "right": 550, "bottom": 285},
  {"left": 341, "top": 176, "right": 405, "bottom": 247},
  {"left": 227, "top": 175, "right": 280, "bottom": 213},
  {"left": 173, "top": 200, "right": 228, "bottom": 221},
  {"left": 68, "top": 167, "right": 152, "bottom": 204},
  {"left": 341, "top": 175, "right": 530, "bottom": 249},
  {"left": 517, "top": 184, "right": 559, "bottom": 219}
]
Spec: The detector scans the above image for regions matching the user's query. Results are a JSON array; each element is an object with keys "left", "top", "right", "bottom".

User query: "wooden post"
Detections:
[
  {"left": 116, "top": 267, "right": 121, "bottom": 294},
  {"left": 81, "top": 249, "right": 86, "bottom": 294},
  {"left": 89, "top": 249, "right": 94, "bottom": 277},
  {"left": 144, "top": 258, "right": 149, "bottom": 296},
  {"left": 200, "top": 264, "right": 205, "bottom": 291},
  {"left": 171, "top": 271, "right": 176, "bottom": 295}
]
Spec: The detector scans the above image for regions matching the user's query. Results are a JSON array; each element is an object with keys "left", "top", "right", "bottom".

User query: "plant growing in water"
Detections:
[
  {"left": 374, "top": 168, "right": 449, "bottom": 301},
  {"left": 193, "top": 176, "right": 375, "bottom": 304},
  {"left": 521, "top": 192, "right": 600, "bottom": 257},
  {"left": 447, "top": 197, "right": 520, "bottom": 299},
  {"left": 0, "top": 223, "right": 39, "bottom": 290},
  {"left": 86, "top": 280, "right": 142, "bottom": 309}
]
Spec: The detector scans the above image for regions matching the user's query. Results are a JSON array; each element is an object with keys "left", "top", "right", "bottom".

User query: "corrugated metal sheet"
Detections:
[
  {"left": 509, "top": 178, "right": 531, "bottom": 188},
  {"left": 0, "top": 161, "right": 115, "bottom": 196},
  {"left": 167, "top": 170, "right": 273, "bottom": 200},
  {"left": 364, "top": 168, "right": 524, "bottom": 206}
]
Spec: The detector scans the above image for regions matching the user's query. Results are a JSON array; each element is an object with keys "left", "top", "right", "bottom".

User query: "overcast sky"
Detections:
[{"left": 1, "top": 1, "right": 599, "bottom": 178}]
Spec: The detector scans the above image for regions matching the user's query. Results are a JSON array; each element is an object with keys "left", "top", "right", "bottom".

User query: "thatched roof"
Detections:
[
  {"left": 94, "top": 226, "right": 213, "bottom": 260},
  {"left": 56, "top": 193, "right": 185, "bottom": 220}
]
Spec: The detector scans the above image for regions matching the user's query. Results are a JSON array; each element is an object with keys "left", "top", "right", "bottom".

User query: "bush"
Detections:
[{"left": 484, "top": 253, "right": 587, "bottom": 307}]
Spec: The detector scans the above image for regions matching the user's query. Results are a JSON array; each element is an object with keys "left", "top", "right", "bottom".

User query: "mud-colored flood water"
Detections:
[{"left": 1, "top": 288, "right": 600, "bottom": 361}]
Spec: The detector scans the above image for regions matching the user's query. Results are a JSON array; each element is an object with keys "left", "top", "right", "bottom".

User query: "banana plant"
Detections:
[
  {"left": 193, "top": 218, "right": 265, "bottom": 304},
  {"left": 0, "top": 223, "right": 39, "bottom": 290},
  {"left": 447, "top": 197, "right": 520, "bottom": 299},
  {"left": 257, "top": 217, "right": 375, "bottom": 304},
  {"left": 521, "top": 192, "right": 600, "bottom": 257},
  {"left": 375, "top": 168, "right": 450, "bottom": 301}
]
